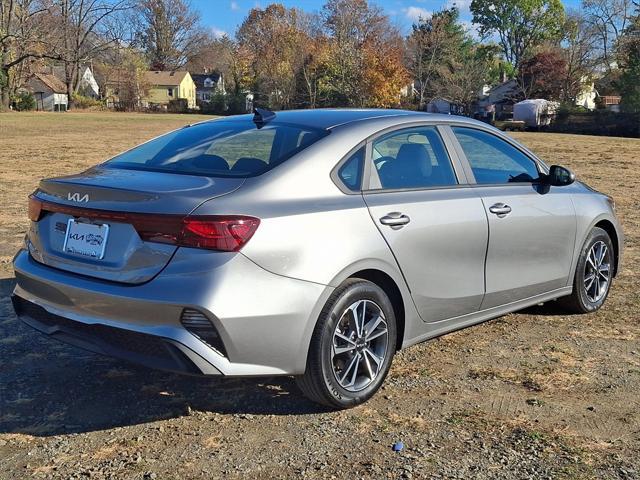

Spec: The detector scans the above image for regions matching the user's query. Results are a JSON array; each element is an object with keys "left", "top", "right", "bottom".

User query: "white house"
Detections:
[
  {"left": 191, "top": 72, "right": 225, "bottom": 104},
  {"left": 78, "top": 66, "right": 100, "bottom": 98},
  {"left": 26, "top": 73, "right": 68, "bottom": 111},
  {"left": 47, "top": 65, "right": 100, "bottom": 98}
]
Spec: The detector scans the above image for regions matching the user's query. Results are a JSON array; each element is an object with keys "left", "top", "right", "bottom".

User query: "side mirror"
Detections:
[{"left": 547, "top": 165, "right": 575, "bottom": 186}]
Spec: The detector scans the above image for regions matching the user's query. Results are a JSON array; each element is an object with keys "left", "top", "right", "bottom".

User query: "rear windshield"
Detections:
[{"left": 105, "top": 120, "right": 328, "bottom": 177}]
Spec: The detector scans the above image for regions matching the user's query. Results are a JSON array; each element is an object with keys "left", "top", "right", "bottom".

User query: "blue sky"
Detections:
[{"left": 192, "top": 0, "right": 581, "bottom": 38}]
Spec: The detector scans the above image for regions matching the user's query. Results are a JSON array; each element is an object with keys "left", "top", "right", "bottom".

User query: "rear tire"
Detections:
[
  {"left": 296, "top": 279, "right": 397, "bottom": 409},
  {"left": 560, "top": 227, "right": 614, "bottom": 313}
]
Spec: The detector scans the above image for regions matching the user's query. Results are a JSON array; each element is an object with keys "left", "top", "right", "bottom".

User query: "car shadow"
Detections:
[
  {"left": 517, "top": 300, "right": 578, "bottom": 316},
  {"left": 0, "top": 277, "right": 327, "bottom": 437}
]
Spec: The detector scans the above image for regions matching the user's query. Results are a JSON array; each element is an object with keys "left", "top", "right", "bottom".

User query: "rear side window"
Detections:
[
  {"left": 106, "top": 121, "right": 328, "bottom": 177},
  {"left": 371, "top": 126, "right": 457, "bottom": 190},
  {"left": 452, "top": 127, "right": 540, "bottom": 184},
  {"left": 338, "top": 147, "right": 364, "bottom": 191}
]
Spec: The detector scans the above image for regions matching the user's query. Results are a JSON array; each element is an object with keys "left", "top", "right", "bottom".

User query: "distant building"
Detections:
[
  {"left": 102, "top": 68, "right": 145, "bottom": 110},
  {"left": 26, "top": 73, "right": 68, "bottom": 111},
  {"left": 426, "top": 98, "right": 465, "bottom": 115},
  {"left": 191, "top": 72, "right": 224, "bottom": 104},
  {"left": 142, "top": 71, "right": 196, "bottom": 109},
  {"left": 44, "top": 65, "right": 100, "bottom": 98},
  {"left": 600, "top": 95, "right": 621, "bottom": 112}
]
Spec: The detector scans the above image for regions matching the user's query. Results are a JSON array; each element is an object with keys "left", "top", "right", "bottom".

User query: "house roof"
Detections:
[
  {"left": 486, "top": 79, "right": 518, "bottom": 96},
  {"left": 144, "top": 70, "right": 189, "bottom": 86},
  {"left": 191, "top": 73, "right": 221, "bottom": 89},
  {"left": 31, "top": 73, "right": 67, "bottom": 94}
]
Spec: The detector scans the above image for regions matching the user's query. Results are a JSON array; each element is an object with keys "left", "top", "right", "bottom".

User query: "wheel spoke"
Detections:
[
  {"left": 364, "top": 347, "right": 382, "bottom": 368},
  {"left": 584, "top": 272, "right": 596, "bottom": 291},
  {"left": 347, "top": 301, "right": 364, "bottom": 338},
  {"left": 349, "top": 354, "right": 361, "bottom": 387},
  {"left": 366, "top": 328, "right": 388, "bottom": 342},
  {"left": 363, "top": 352, "right": 374, "bottom": 379},
  {"left": 598, "top": 263, "right": 610, "bottom": 278},
  {"left": 357, "top": 300, "right": 367, "bottom": 338},
  {"left": 335, "top": 332, "right": 356, "bottom": 346},
  {"left": 333, "top": 344, "right": 356, "bottom": 356},
  {"left": 340, "top": 354, "right": 359, "bottom": 385},
  {"left": 364, "top": 315, "right": 383, "bottom": 337},
  {"left": 597, "top": 244, "right": 608, "bottom": 266}
]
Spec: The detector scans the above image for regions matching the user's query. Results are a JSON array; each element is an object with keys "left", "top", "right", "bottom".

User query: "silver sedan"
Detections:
[{"left": 12, "top": 109, "right": 623, "bottom": 408}]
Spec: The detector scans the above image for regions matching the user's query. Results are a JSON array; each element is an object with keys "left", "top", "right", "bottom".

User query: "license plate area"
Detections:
[{"left": 62, "top": 219, "right": 110, "bottom": 259}]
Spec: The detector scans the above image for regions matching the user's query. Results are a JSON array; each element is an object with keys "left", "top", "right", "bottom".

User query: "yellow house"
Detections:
[{"left": 143, "top": 71, "right": 196, "bottom": 109}]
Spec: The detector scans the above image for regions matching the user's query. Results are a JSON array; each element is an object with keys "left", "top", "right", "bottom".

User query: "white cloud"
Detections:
[
  {"left": 212, "top": 27, "right": 227, "bottom": 39},
  {"left": 403, "top": 6, "right": 431, "bottom": 22},
  {"left": 230, "top": 1, "right": 239, "bottom": 10},
  {"left": 460, "top": 20, "right": 481, "bottom": 40},
  {"left": 446, "top": 0, "right": 472, "bottom": 13}
]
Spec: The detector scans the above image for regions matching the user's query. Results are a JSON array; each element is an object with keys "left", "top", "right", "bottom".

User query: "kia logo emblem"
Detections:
[{"left": 68, "top": 192, "right": 89, "bottom": 202}]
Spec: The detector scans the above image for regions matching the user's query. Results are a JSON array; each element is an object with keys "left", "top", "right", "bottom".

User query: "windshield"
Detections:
[{"left": 105, "top": 120, "right": 328, "bottom": 177}]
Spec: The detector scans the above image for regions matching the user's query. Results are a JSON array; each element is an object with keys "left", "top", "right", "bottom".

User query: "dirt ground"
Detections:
[{"left": 0, "top": 112, "right": 638, "bottom": 479}]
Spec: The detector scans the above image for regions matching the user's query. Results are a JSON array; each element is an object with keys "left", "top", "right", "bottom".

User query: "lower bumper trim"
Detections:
[{"left": 12, "top": 295, "right": 205, "bottom": 375}]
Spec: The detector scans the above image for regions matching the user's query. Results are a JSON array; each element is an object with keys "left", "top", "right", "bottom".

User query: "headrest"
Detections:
[
  {"left": 192, "top": 154, "right": 229, "bottom": 171},
  {"left": 232, "top": 157, "right": 268, "bottom": 174},
  {"left": 396, "top": 143, "right": 432, "bottom": 175}
]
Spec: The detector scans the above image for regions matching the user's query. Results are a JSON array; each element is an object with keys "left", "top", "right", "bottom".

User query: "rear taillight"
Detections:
[
  {"left": 28, "top": 195, "right": 43, "bottom": 222},
  {"left": 29, "top": 197, "right": 260, "bottom": 252},
  {"left": 181, "top": 217, "right": 260, "bottom": 251},
  {"left": 136, "top": 215, "right": 260, "bottom": 251}
]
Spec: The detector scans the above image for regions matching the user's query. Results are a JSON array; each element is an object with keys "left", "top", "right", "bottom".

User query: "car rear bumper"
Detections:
[{"left": 12, "top": 248, "right": 332, "bottom": 376}]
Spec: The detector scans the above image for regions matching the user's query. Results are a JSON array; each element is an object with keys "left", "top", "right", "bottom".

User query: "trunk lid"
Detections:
[{"left": 27, "top": 167, "right": 244, "bottom": 284}]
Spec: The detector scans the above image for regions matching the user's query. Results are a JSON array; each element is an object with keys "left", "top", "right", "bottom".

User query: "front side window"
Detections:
[
  {"left": 371, "top": 126, "right": 457, "bottom": 190},
  {"left": 167, "top": 88, "right": 173, "bottom": 97},
  {"left": 452, "top": 127, "right": 540, "bottom": 184},
  {"left": 105, "top": 121, "right": 328, "bottom": 177}
]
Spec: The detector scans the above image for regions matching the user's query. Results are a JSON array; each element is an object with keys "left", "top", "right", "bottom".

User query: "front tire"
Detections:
[
  {"left": 296, "top": 279, "right": 397, "bottom": 409},
  {"left": 561, "top": 227, "right": 614, "bottom": 313}
]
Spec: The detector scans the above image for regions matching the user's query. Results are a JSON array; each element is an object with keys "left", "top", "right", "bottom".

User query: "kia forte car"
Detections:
[{"left": 12, "top": 109, "right": 622, "bottom": 408}]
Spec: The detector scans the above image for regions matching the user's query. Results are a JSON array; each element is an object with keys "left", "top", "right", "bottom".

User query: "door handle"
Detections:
[
  {"left": 380, "top": 213, "right": 411, "bottom": 227},
  {"left": 489, "top": 203, "right": 512, "bottom": 216}
]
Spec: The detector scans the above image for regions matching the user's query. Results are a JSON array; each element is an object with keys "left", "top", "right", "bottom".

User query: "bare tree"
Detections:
[
  {"left": 582, "top": 0, "right": 634, "bottom": 70},
  {"left": 134, "top": 0, "right": 206, "bottom": 70},
  {"left": 436, "top": 46, "right": 492, "bottom": 113},
  {"left": 406, "top": 8, "right": 469, "bottom": 110},
  {"left": 53, "top": 0, "right": 132, "bottom": 108},
  {"left": 561, "top": 11, "right": 599, "bottom": 102},
  {"left": 0, "top": 0, "right": 58, "bottom": 107}
]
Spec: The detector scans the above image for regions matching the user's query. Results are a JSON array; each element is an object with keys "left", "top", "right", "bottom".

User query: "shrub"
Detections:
[
  {"left": 556, "top": 102, "right": 588, "bottom": 120},
  {"left": 12, "top": 91, "right": 36, "bottom": 111},
  {"left": 167, "top": 98, "right": 188, "bottom": 113},
  {"left": 71, "top": 93, "right": 104, "bottom": 110}
]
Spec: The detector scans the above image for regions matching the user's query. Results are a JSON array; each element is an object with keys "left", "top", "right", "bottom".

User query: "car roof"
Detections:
[{"left": 206, "top": 108, "right": 483, "bottom": 130}]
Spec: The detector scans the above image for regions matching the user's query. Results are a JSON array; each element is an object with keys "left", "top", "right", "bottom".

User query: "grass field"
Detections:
[{"left": 0, "top": 111, "right": 639, "bottom": 479}]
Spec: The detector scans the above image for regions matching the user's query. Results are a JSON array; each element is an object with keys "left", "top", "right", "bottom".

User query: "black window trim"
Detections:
[
  {"left": 330, "top": 141, "right": 367, "bottom": 195},
  {"left": 445, "top": 124, "right": 550, "bottom": 187},
  {"left": 363, "top": 123, "right": 470, "bottom": 194}
]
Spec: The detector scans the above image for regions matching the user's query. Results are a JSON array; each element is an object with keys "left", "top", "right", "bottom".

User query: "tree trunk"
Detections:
[{"left": 0, "top": 49, "right": 10, "bottom": 109}]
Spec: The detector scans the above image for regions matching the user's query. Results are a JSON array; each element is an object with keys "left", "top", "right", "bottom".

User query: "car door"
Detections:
[
  {"left": 362, "top": 125, "right": 488, "bottom": 323},
  {"left": 449, "top": 126, "right": 577, "bottom": 309}
]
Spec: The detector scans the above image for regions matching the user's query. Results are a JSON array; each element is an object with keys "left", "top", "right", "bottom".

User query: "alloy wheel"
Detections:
[
  {"left": 584, "top": 240, "right": 611, "bottom": 303},
  {"left": 331, "top": 299, "right": 389, "bottom": 392}
]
